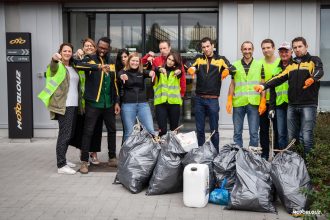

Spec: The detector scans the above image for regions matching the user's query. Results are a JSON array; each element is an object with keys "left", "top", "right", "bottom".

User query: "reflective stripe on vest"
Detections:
[
  {"left": 275, "top": 83, "right": 289, "bottom": 106},
  {"left": 260, "top": 58, "right": 281, "bottom": 101},
  {"left": 78, "top": 70, "right": 86, "bottom": 108},
  {"left": 153, "top": 71, "right": 182, "bottom": 105},
  {"left": 38, "top": 63, "right": 67, "bottom": 107},
  {"left": 233, "top": 60, "right": 262, "bottom": 107},
  {"left": 272, "top": 65, "right": 289, "bottom": 106}
]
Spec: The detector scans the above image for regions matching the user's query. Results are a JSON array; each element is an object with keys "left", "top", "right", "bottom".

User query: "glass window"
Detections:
[
  {"left": 180, "top": 13, "right": 217, "bottom": 53},
  {"left": 321, "top": 8, "right": 330, "bottom": 81},
  {"left": 320, "top": 7, "right": 330, "bottom": 111},
  {"left": 109, "top": 14, "right": 143, "bottom": 54},
  {"left": 90, "top": 13, "right": 107, "bottom": 43},
  {"left": 68, "top": 12, "right": 89, "bottom": 50},
  {"left": 145, "top": 14, "right": 179, "bottom": 53}
]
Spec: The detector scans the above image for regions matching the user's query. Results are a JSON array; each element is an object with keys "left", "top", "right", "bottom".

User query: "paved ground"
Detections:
[{"left": 0, "top": 130, "right": 297, "bottom": 220}]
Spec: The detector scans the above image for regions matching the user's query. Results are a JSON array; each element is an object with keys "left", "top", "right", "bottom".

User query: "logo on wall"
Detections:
[
  {"left": 6, "top": 32, "right": 33, "bottom": 138},
  {"left": 9, "top": 37, "right": 26, "bottom": 45},
  {"left": 14, "top": 70, "right": 23, "bottom": 130}
]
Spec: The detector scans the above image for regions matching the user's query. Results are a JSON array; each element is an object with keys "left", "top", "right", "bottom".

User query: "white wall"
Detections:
[
  {"left": 4, "top": 3, "right": 63, "bottom": 129},
  {"left": 252, "top": 0, "right": 319, "bottom": 58}
]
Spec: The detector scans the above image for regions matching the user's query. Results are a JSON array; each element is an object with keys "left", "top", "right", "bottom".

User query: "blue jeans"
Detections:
[
  {"left": 121, "top": 102, "right": 155, "bottom": 141},
  {"left": 194, "top": 96, "right": 220, "bottom": 151},
  {"left": 287, "top": 105, "right": 317, "bottom": 155},
  {"left": 233, "top": 104, "right": 259, "bottom": 147},
  {"left": 276, "top": 106, "right": 288, "bottom": 149}
]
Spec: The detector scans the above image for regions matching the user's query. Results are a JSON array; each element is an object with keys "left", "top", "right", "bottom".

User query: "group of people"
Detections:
[{"left": 38, "top": 35, "right": 323, "bottom": 175}]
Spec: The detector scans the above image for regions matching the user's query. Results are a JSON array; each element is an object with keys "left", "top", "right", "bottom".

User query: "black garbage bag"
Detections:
[
  {"left": 182, "top": 140, "right": 218, "bottom": 190},
  {"left": 146, "top": 131, "right": 186, "bottom": 195},
  {"left": 213, "top": 144, "right": 240, "bottom": 191},
  {"left": 271, "top": 151, "right": 311, "bottom": 214},
  {"left": 116, "top": 126, "right": 160, "bottom": 194},
  {"left": 228, "top": 148, "right": 276, "bottom": 213}
]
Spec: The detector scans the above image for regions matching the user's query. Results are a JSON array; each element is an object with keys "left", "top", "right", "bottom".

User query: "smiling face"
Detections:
[
  {"left": 241, "top": 42, "right": 254, "bottom": 60},
  {"left": 83, "top": 41, "right": 96, "bottom": 55},
  {"left": 278, "top": 48, "right": 292, "bottom": 63},
  {"left": 261, "top": 42, "right": 275, "bottom": 58},
  {"left": 292, "top": 41, "right": 308, "bottom": 58},
  {"left": 129, "top": 56, "right": 140, "bottom": 69},
  {"left": 201, "top": 40, "right": 214, "bottom": 57},
  {"left": 60, "top": 45, "right": 73, "bottom": 63}
]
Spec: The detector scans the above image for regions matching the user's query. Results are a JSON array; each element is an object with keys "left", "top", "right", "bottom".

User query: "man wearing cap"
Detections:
[
  {"left": 255, "top": 37, "right": 324, "bottom": 157},
  {"left": 268, "top": 42, "right": 293, "bottom": 149}
]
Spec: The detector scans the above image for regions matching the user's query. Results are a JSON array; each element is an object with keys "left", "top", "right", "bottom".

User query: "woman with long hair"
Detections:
[
  {"left": 118, "top": 52, "right": 155, "bottom": 141},
  {"left": 38, "top": 43, "right": 81, "bottom": 174},
  {"left": 153, "top": 51, "right": 183, "bottom": 136},
  {"left": 70, "top": 38, "right": 103, "bottom": 165}
]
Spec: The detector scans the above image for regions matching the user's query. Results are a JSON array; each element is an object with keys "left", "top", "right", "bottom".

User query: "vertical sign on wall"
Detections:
[{"left": 6, "top": 32, "right": 34, "bottom": 138}]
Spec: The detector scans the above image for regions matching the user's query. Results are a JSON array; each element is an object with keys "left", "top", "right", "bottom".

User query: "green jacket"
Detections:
[{"left": 47, "top": 61, "right": 82, "bottom": 119}]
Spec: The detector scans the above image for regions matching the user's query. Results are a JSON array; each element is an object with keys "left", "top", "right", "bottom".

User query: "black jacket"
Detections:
[
  {"left": 191, "top": 54, "right": 231, "bottom": 96},
  {"left": 118, "top": 68, "right": 150, "bottom": 103},
  {"left": 75, "top": 54, "right": 119, "bottom": 104},
  {"left": 264, "top": 53, "right": 323, "bottom": 106}
]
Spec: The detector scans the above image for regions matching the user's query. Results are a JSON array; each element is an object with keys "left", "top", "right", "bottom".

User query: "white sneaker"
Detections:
[
  {"left": 58, "top": 165, "right": 76, "bottom": 175},
  {"left": 66, "top": 161, "right": 76, "bottom": 168}
]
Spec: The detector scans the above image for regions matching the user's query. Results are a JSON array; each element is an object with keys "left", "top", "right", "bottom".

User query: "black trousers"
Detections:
[
  {"left": 155, "top": 103, "right": 180, "bottom": 136},
  {"left": 69, "top": 114, "right": 103, "bottom": 152},
  {"left": 56, "top": 107, "right": 77, "bottom": 168},
  {"left": 259, "top": 104, "right": 279, "bottom": 159},
  {"left": 81, "top": 103, "right": 116, "bottom": 162}
]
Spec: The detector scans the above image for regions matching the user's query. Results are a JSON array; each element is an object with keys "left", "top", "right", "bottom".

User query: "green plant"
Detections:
[{"left": 303, "top": 112, "right": 330, "bottom": 220}]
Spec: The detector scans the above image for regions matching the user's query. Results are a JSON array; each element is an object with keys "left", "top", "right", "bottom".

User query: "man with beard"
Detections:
[
  {"left": 76, "top": 37, "right": 120, "bottom": 174},
  {"left": 255, "top": 37, "right": 324, "bottom": 157}
]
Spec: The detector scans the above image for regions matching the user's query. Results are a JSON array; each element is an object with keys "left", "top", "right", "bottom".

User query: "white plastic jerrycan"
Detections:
[{"left": 183, "top": 163, "right": 209, "bottom": 208}]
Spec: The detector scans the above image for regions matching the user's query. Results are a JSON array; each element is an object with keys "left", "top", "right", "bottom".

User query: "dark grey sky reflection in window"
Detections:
[
  {"left": 109, "top": 14, "right": 142, "bottom": 53},
  {"left": 180, "top": 13, "right": 217, "bottom": 53},
  {"left": 93, "top": 14, "right": 107, "bottom": 43},
  {"left": 146, "top": 14, "right": 179, "bottom": 53}
]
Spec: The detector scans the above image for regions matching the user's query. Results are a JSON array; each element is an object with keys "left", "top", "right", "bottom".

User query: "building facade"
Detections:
[{"left": 0, "top": 0, "right": 329, "bottom": 136}]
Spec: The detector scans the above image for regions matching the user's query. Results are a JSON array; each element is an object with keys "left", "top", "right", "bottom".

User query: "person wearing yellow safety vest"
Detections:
[
  {"left": 70, "top": 38, "right": 103, "bottom": 165},
  {"left": 259, "top": 39, "right": 280, "bottom": 159},
  {"left": 226, "top": 41, "right": 265, "bottom": 148},
  {"left": 75, "top": 37, "right": 120, "bottom": 174},
  {"left": 255, "top": 37, "right": 324, "bottom": 157},
  {"left": 268, "top": 42, "right": 293, "bottom": 149},
  {"left": 187, "top": 37, "right": 231, "bottom": 152},
  {"left": 38, "top": 43, "right": 81, "bottom": 175},
  {"left": 153, "top": 51, "right": 183, "bottom": 136}
]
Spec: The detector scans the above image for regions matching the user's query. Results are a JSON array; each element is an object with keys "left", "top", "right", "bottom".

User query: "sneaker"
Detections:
[
  {"left": 108, "top": 157, "right": 117, "bottom": 167},
  {"left": 58, "top": 165, "right": 76, "bottom": 175},
  {"left": 90, "top": 154, "right": 100, "bottom": 165},
  {"left": 66, "top": 161, "right": 76, "bottom": 168},
  {"left": 80, "top": 161, "right": 89, "bottom": 174},
  {"left": 247, "top": 146, "right": 263, "bottom": 154}
]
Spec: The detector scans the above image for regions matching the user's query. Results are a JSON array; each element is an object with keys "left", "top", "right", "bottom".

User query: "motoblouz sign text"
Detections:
[{"left": 6, "top": 33, "right": 33, "bottom": 138}]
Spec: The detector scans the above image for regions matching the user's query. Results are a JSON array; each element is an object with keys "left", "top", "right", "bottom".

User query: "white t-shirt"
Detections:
[{"left": 65, "top": 66, "right": 79, "bottom": 107}]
